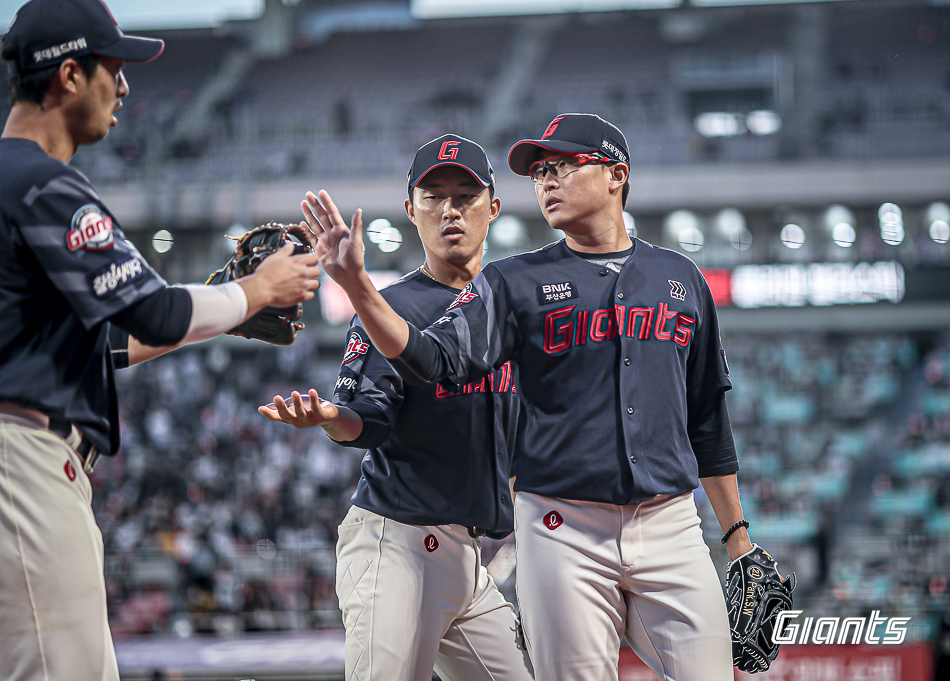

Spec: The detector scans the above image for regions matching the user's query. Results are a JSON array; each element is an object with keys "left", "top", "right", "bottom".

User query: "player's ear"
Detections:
[
  {"left": 488, "top": 196, "right": 501, "bottom": 222},
  {"left": 56, "top": 58, "right": 85, "bottom": 97},
  {"left": 607, "top": 163, "right": 628, "bottom": 194},
  {"left": 405, "top": 197, "right": 416, "bottom": 225}
]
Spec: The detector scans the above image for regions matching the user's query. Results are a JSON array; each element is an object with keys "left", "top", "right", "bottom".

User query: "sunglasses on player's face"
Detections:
[{"left": 528, "top": 152, "right": 617, "bottom": 185}]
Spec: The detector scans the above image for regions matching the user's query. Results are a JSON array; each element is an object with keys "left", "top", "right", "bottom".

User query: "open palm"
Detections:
[{"left": 301, "top": 190, "right": 365, "bottom": 286}]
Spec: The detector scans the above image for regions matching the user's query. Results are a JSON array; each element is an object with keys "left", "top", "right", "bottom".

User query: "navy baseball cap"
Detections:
[
  {"left": 508, "top": 113, "right": 630, "bottom": 176},
  {"left": 408, "top": 134, "right": 495, "bottom": 192},
  {"left": 3, "top": 0, "right": 164, "bottom": 74}
]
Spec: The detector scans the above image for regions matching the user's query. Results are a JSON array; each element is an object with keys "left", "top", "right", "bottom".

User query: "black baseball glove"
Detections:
[
  {"left": 724, "top": 544, "right": 796, "bottom": 673},
  {"left": 206, "top": 222, "right": 314, "bottom": 345}
]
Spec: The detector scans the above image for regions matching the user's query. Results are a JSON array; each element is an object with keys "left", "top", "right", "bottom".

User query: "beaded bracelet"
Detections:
[{"left": 721, "top": 519, "right": 750, "bottom": 544}]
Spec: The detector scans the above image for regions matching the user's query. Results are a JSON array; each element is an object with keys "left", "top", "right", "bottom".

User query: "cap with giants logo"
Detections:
[
  {"left": 408, "top": 134, "right": 494, "bottom": 193},
  {"left": 2, "top": 0, "right": 164, "bottom": 74},
  {"left": 507, "top": 113, "right": 630, "bottom": 176}
]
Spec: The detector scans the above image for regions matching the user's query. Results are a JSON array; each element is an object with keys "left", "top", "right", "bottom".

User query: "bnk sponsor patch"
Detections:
[
  {"left": 342, "top": 329, "right": 370, "bottom": 365},
  {"left": 537, "top": 281, "right": 577, "bottom": 305},
  {"left": 67, "top": 204, "right": 114, "bottom": 252},
  {"left": 88, "top": 254, "right": 146, "bottom": 297}
]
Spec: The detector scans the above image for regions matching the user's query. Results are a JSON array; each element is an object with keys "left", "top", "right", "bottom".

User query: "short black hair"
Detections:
[
  {"left": 2, "top": 41, "right": 99, "bottom": 106},
  {"left": 409, "top": 183, "right": 495, "bottom": 203}
]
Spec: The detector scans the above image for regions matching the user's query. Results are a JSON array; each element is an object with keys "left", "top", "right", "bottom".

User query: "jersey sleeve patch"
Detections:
[
  {"left": 446, "top": 282, "right": 478, "bottom": 311},
  {"left": 67, "top": 204, "right": 115, "bottom": 252},
  {"left": 342, "top": 329, "right": 371, "bottom": 365},
  {"left": 87, "top": 253, "right": 147, "bottom": 298},
  {"left": 537, "top": 281, "right": 577, "bottom": 305}
]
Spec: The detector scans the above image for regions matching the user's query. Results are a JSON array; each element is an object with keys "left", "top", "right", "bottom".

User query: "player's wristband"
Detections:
[
  {"left": 721, "top": 519, "right": 750, "bottom": 544},
  {"left": 181, "top": 282, "right": 248, "bottom": 344}
]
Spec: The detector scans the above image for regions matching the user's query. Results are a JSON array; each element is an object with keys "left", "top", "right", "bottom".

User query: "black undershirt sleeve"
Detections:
[
  {"left": 108, "top": 287, "right": 192, "bottom": 348},
  {"left": 392, "top": 322, "right": 454, "bottom": 386},
  {"left": 107, "top": 324, "right": 130, "bottom": 370},
  {"left": 688, "top": 390, "right": 740, "bottom": 478}
]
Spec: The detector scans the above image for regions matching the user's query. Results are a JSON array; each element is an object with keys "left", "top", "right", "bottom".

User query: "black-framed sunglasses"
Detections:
[{"left": 528, "top": 151, "right": 619, "bottom": 185}]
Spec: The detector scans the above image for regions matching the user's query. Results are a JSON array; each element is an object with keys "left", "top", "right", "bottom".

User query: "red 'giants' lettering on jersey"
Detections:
[
  {"left": 435, "top": 361, "right": 517, "bottom": 399},
  {"left": 543, "top": 302, "right": 695, "bottom": 354}
]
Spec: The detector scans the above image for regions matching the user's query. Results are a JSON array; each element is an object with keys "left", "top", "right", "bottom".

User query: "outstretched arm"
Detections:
[
  {"left": 259, "top": 389, "right": 365, "bottom": 442},
  {"left": 303, "top": 190, "right": 409, "bottom": 359}
]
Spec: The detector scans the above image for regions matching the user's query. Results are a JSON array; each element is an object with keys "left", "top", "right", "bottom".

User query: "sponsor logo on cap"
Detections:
[
  {"left": 600, "top": 136, "right": 628, "bottom": 164},
  {"left": 68, "top": 204, "right": 114, "bottom": 252},
  {"left": 33, "top": 37, "right": 88, "bottom": 65},
  {"left": 438, "top": 140, "right": 460, "bottom": 160}
]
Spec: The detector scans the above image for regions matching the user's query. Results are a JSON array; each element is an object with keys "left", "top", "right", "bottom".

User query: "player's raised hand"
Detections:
[
  {"left": 258, "top": 389, "right": 340, "bottom": 429},
  {"left": 302, "top": 190, "right": 364, "bottom": 287}
]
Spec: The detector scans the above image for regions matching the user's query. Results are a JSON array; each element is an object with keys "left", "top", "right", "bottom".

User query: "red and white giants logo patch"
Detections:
[
  {"left": 446, "top": 283, "right": 478, "bottom": 311},
  {"left": 543, "top": 510, "right": 563, "bottom": 530},
  {"left": 341, "top": 330, "right": 370, "bottom": 365},
  {"left": 424, "top": 534, "right": 439, "bottom": 552},
  {"left": 67, "top": 204, "right": 114, "bottom": 252}
]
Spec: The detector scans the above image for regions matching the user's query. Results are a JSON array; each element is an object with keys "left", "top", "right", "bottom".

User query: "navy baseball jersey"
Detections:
[
  {"left": 332, "top": 269, "right": 520, "bottom": 537},
  {"left": 0, "top": 138, "right": 166, "bottom": 454},
  {"left": 398, "top": 239, "right": 738, "bottom": 505}
]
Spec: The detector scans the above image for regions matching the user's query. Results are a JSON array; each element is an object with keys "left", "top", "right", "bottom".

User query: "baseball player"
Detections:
[
  {"left": 0, "top": 2, "right": 320, "bottom": 680},
  {"left": 259, "top": 135, "right": 533, "bottom": 681},
  {"left": 303, "top": 113, "right": 763, "bottom": 681}
]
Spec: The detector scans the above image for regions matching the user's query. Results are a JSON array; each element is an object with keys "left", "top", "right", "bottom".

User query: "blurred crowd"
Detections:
[{"left": 93, "top": 330, "right": 950, "bottom": 648}]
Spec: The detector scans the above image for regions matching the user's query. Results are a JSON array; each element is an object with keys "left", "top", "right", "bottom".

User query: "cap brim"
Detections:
[
  {"left": 507, "top": 139, "right": 598, "bottom": 176},
  {"left": 97, "top": 35, "right": 165, "bottom": 63},
  {"left": 410, "top": 161, "right": 492, "bottom": 188}
]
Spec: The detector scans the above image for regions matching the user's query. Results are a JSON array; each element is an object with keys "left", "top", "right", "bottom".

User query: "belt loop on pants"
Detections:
[{"left": 49, "top": 418, "right": 102, "bottom": 474}]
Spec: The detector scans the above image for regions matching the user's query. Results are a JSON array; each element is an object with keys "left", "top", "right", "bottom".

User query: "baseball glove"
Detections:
[
  {"left": 725, "top": 544, "right": 796, "bottom": 673},
  {"left": 206, "top": 221, "right": 314, "bottom": 345}
]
